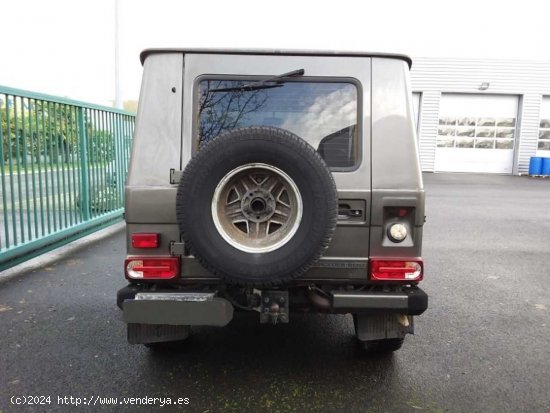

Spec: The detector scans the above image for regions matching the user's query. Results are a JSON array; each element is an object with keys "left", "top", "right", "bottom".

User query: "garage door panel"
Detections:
[
  {"left": 435, "top": 148, "right": 514, "bottom": 174},
  {"left": 435, "top": 94, "right": 519, "bottom": 174}
]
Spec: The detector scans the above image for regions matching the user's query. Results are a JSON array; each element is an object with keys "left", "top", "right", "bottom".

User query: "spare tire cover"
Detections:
[{"left": 176, "top": 126, "right": 337, "bottom": 286}]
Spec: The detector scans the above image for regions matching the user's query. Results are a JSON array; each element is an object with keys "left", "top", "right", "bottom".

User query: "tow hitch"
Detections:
[{"left": 259, "top": 290, "right": 289, "bottom": 324}]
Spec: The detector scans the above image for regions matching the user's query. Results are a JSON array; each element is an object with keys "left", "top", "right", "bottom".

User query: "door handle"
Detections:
[{"left": 337, "top": 208, "right": 363, "bottom": 218}]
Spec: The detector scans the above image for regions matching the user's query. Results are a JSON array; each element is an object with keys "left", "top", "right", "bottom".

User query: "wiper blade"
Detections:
[
  {"left": 209, "top": 68, "right": 305, "bottom": 92},
  {"left": 242, "top": 68, "right": 305, "bottom": 87},
  {"left": 209, "top": 83, "right": 284, "bottom": 93}
]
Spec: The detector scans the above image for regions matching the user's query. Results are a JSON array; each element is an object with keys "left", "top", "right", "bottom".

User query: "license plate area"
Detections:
[{"left": 134, "top": 292, "right": 215, "bottom": 302}]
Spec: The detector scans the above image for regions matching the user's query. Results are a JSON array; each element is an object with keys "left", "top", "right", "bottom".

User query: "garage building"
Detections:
[{"left": 410, "top": 58, "right": 550, "bottom": 174}]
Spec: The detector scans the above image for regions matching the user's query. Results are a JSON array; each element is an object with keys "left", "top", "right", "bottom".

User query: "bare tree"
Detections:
[{"left": 198, "top": 80, "right": 268, "bottom": 145}]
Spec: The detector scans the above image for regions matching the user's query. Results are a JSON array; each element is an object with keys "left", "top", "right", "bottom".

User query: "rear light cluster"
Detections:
[
  {"left": 370, "top": 259, "right": 423, "bottom": 282},
  {"left": 125, "top": 257, "right": 180, "bottom": 280},
  {"left": 384, "top": 207, "right": 414, "bottom": 244}
]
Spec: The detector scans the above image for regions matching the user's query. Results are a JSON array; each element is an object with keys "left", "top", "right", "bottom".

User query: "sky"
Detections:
[{"left": 1, "top": 0, "right": 548, "bottom": 107}]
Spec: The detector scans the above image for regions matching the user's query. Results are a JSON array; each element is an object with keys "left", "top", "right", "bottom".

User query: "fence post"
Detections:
[{"left": 77, "top": 107, "right": 91, "bottom": 220}]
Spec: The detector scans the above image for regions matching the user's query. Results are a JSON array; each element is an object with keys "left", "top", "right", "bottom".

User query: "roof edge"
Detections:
[{"left": 139, "top": 48, "right": 412, "bottom": 68}]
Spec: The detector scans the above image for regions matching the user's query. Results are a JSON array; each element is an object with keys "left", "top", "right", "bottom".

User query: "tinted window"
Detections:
[{"left": 196, "top": 80, "right": 359, "bottom": 168}]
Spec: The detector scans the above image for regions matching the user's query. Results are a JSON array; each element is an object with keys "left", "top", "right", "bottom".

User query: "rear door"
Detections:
[{"left": 182, "top": 53, "right": 372, "bottom": 280}]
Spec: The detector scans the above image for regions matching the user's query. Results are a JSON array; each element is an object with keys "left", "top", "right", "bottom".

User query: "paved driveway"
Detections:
[{"left": 0, "top": 173, "right": 549, "bottom": 412}]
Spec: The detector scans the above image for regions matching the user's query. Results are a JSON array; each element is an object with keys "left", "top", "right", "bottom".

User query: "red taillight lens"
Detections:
[
  {"left": 398, "top": 208, "right": 409, "bottom": 217},
  {"left": 131, "top": 233, "right": 159, "bottom": 249},
  {"left": 125, "top": 257, "right": 180, "bottom": 279},
  {"left": 370, "top": 259, "right": 423, "bottom": 282}
]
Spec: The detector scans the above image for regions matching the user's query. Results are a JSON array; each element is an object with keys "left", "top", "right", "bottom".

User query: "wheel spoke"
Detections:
[
  {"left": 259, "top": 175, "right": 276, "bottom": 192},
  {"left": 236, "top": 180, "right": 251, "bottom": 198},
  {"left": 240, "top": 178, "right": 250, "bottom": 192},
  {"left": 226, "top": 186, "right": 241, "bottom": 205},
  {"left": 266, "top": 177, "right": 280, "bottom": 194},
  {"left": 225, "top": 203, "right": 245, "bottom": 221},
  {"left": 247, "top": 221, "right": 259, "bottom": 238},
  {"left": 232, "top": 219, "right": 249, "bottom": 234},
  {"left": 258, "top": 174, "right": 271, "bottom": 188},
  {"left": 277, "top": 188, "right": 291, "bottom": 207},
  {"left": 273, "top": 208, "right": 289, "bottom": 218},
  {"left": 261, "top": 221, "right": 270, "bottom": 236},
  {"left": 248, "top": 174, "right": 263, "bottom": 188}
]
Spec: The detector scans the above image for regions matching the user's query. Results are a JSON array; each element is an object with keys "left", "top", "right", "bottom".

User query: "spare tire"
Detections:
[{"left": 176, "top": 126, "right": 337, "bottom": 286}]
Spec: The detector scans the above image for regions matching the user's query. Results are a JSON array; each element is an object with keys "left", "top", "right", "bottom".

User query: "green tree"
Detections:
[{"left": 1, "top": 100, "right": 113, "bottom": 167}]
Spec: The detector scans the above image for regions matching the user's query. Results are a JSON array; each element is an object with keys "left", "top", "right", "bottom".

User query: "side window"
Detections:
[{"left": 196, "top": 79, "right": 360, "bottom": 169}]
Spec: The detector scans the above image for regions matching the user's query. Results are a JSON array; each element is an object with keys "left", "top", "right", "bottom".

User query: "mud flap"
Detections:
[
  {"left": 355, "top": 314, "right": 414, "bottom": 341},
  {"left": 127, "top": 323, "right": 190, "bottom": 344}
]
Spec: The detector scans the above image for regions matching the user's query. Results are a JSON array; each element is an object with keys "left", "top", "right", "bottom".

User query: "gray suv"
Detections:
[{"left": 117, "top": 49, "right": 428, "bottom": 352}]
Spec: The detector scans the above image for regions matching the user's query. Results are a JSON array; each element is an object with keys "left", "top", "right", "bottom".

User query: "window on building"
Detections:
[
  {"left": 436, "top": 95, "right": 516, "bottom": 150},
  {"left": 437, "top": 116, "right": 516, "bottom": 150},
  {"left": 539, "top": 97, "right": 550, "bottom": 151}
]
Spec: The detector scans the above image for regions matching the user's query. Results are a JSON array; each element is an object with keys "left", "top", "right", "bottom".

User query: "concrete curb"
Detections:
[{"left": 0, "top": 221, "right": 125, "bottom": 283}]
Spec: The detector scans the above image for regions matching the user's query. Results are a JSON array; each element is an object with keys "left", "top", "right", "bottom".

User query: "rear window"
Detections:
[{"left": 195, "top": 79, "right": 359, "bottom": 169}]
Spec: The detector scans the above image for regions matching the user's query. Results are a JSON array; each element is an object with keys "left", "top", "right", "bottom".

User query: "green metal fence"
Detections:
[{"left": 0, "top": 85, "right": 134, "bottom": 271}]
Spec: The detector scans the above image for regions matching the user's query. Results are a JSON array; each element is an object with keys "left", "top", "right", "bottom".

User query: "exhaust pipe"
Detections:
[{"left": 307, "top": 287, "right": 331, "bottom": 310}]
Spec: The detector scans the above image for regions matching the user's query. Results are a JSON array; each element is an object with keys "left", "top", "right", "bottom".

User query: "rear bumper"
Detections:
[
  {"left": 117, "top": 285, "right": 428, "bottom": 327},
  {"left": 122, "top": 294, "right": 234, "bottom": 326},
  {"left": 331, "top": 287, "right": 428, "bottom": 315}
]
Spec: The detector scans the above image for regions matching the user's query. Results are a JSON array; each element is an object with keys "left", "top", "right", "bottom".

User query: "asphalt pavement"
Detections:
[{"left": 0, "top": 173, "right": 549, "bottom": 413}]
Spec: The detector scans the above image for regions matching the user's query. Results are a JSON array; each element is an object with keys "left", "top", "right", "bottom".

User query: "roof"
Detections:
[{"left": 140, "top": 48, "right": 412, "bottom": 68}]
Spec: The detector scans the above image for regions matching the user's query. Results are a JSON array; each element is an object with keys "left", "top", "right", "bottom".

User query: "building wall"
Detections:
[{"left": 410, "top": 58, "right": 550, "bottom": 174}]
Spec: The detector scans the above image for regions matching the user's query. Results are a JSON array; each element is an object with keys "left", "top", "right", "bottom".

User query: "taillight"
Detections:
[
  {"left": 370, "top": 259, "right": 423, "bottom": 282},
  {"left": 131, "top": 233, "right": 160, "bottom": 249},
  {"left": 387, "top": 223, "right": 408, "bottom": 243},
  {"left": 125, "top": 257, "right": 180, "bottom": 279},
  {"left": 384, "top": 207, "right": 414, "bottom": 243}
]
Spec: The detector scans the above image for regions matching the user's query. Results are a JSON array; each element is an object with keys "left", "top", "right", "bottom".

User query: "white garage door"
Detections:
[
  {"left": 537, "top": 97, "right": 550, "bottom": 155},
  {"left": 435, "top": 94, "right": 518, "bottom": 173}
]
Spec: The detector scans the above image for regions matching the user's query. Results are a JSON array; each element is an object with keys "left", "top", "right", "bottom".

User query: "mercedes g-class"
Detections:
[{"left": 117, "top": 49, "right": 428, "bottom": 353}]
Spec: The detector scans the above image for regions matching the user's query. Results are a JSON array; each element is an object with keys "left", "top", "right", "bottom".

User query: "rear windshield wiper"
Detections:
[{"left": 209, "top": 68, "right": 305, "bottom": 92}]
